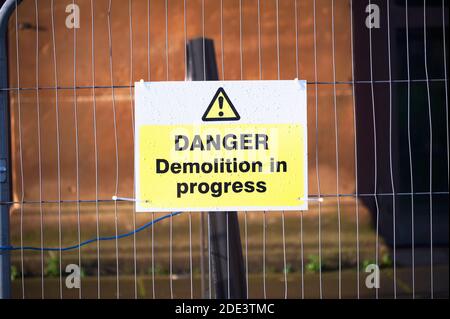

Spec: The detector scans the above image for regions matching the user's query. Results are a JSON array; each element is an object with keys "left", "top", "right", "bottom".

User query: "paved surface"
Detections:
[{"left": 12, "top": 265, "right": 449, "bottom": 299}]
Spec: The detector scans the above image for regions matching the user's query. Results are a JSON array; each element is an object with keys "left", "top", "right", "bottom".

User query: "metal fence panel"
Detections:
[{"left": 0, "top": 0, "right": 448, "bottom": 299}]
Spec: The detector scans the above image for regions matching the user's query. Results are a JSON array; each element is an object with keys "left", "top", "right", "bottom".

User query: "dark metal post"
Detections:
[
  {"left": 186, "top": 38, "right": 246, "bottom": 299},
  {"left": 0, "top": 0, "right": 20, "bottom": 299}
]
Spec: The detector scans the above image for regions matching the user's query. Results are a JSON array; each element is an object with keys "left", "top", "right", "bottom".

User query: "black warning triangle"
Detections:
[{"left": 202, "top": 87, "right": 240, "bottom": 122}]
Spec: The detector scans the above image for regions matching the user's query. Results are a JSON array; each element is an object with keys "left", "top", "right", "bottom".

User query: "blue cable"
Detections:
[{"left": 0, "top": 211, "right": 182, "bottom": 252}]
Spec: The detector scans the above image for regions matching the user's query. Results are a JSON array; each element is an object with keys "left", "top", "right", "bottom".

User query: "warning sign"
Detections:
[
  {"left": 202, "top": 87, "right": 240, "bottom": 121},
  {"left": 135, "top": 80, "right": 307, "bottom": 212}
]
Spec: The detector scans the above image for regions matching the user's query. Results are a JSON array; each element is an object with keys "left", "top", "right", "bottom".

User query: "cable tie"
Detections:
[
  {"left": 112, "top": 196, "right": 150, "bottom": 203},
  {"left": 298, "top": 197, "right": 324, "bottom": 202}
]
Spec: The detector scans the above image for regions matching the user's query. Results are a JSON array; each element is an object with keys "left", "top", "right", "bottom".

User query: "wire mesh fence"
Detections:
[{"left": 0, "top": 0, "right": 448, "bottom": 299}]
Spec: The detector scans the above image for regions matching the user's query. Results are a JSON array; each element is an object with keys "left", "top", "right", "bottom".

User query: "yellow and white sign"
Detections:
[{"left": 135, "top": 80, "right": 307, "bottom": 212}]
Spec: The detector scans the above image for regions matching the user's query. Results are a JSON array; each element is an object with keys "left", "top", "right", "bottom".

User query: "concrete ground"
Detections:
[
  {"left": 8, "top": 199, "right": 449, "bottom": 299},
  {"left": 12, "top": 266, "right": 449, "bottom": 299}
]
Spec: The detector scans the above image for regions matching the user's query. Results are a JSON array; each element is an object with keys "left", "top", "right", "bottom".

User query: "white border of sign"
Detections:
[{"left": 134, "top": 80, "right": 307, "bottom": 212}]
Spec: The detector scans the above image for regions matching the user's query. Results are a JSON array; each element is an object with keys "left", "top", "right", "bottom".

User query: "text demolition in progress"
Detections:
[{"left": 154, "top": 133, "right": 288, "bottom": 198}]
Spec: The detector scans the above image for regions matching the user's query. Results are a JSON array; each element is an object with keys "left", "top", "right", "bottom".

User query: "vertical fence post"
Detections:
[
  {"left": 186, "top": 38, "right": 246, "bottom": 299},
  {"left": 0, "top": 0, "right": 19, "bottom": 299}
]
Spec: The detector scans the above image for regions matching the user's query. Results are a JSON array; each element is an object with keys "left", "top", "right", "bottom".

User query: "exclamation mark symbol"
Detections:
[{"left": 218, "top": 96, "right": 224, "bottom": 117}]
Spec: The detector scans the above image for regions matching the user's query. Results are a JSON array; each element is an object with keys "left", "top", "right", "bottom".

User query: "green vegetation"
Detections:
[
  {"left": 361, "top": 253, "right": 393, "bottom": 270},
  {"left": 381, "top": 253, "right": 393, "bottom": 267},
  {"left": 11, "top": 265, "right": 19, "bottom": 281},
  {"left": 306, "top": 255, "right": 323, "bottom": 273},
  {"left": 361, "top": 258, "right": 375, "bottom": 270},
  {"left": 45, "top": 252, "right": 60, "bottom": 277}
]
